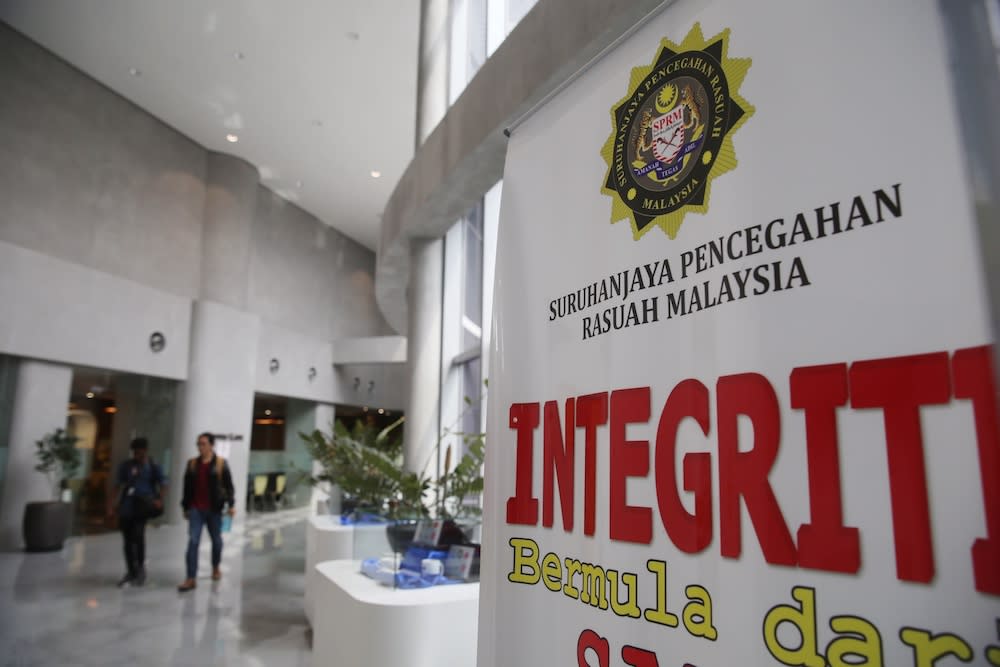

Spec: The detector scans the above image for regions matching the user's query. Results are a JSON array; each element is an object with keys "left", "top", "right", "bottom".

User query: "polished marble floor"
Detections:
[{"left": 0, "top": 508, "right": 312, "bottom": 667}]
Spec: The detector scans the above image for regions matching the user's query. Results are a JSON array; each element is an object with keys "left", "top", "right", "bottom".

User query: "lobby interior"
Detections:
[
  {"left": 7, "top": 2, "right": 997, "bottom": 666},
  {"left": 0, "top": 0, "right": 672, "bottom": 664}
]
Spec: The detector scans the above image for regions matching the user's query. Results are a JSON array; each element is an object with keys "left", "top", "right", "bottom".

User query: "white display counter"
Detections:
[
  {"left": 304, "top": 516, "right": 353, "bottom": 624},
  {"left": 304, "top": 516, "right": 392, "bottom": 624},
  {"left": 311, "top": 559, "right": 479, "bottom": 667}
]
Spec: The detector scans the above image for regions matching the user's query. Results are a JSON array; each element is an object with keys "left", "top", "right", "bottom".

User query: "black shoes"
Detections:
[{"left": 119, "top": 568, "right": 146, "bottom": 587}]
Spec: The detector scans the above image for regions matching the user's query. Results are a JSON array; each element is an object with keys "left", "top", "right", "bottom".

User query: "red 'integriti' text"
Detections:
[{"left": 504, "top": 345, "right": 1000, "bottom": 595}]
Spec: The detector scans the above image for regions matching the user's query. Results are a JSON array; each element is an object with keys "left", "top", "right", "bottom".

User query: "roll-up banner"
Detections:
[{"left": 479, "top": 1, "right": 999, "bottom": 665}]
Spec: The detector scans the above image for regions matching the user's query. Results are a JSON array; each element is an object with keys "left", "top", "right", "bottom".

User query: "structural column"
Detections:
[
  {"left": 404, "top": 238, "right": 443, "bottom": 478},
  {"left": 165, "top": 151, "right": 261, "bottom": 526},
  {"left": 310, "top": 403, "right": 337, "bottom": 515},
  {"left": 200, "top": 152, "right": 258, "bottom": 310},
  {"left": 416, "top": 0, "right": 452, "bottom": 144},
  {"left": 0, "top": 360, "right": 72, "bottom": 550},
  {"left": 167, "top": 300, "right": 260, "bottom": 526}
]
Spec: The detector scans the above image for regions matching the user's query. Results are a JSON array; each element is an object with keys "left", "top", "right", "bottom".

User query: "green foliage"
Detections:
[
  {"left": 436, "top": 429, "right": 485, "bottom": 521},
  {"left": 300, "top": 417, "right": 430, "bottom": 519},
  {"left": 435, "top": 377, "right": 487, "bottom": 521},
  {"left": 34, "top": 428, "right": 80, "bottom": 499},
  {"left": 301, "top": 380, "right": 488, "bottom": 522}
]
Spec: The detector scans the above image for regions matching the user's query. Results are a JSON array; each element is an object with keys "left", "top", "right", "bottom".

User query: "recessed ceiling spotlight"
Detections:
[
  {"left": 86, "top": 392, "right": 95, "bottom": 399},
  {"left": 265, "top": 409, "right": 272, "bottom": 416},
  {"left": 128, "top": 67, "right": 142, "bottom": 77},
  {"left": 346, "top": 31, "right": 360, "bottom": 41},
  {"left": 226, "top": 133, "right": 239, "bottom": 143},
  {"left": 370, "top": 170, "right": 381, "bottom": 178},
  {"left": 377, "top": 408, "right": 385, "bottom": 415},
  {"left": 234, "top": 51, "right": 245, "bottom": 60}
]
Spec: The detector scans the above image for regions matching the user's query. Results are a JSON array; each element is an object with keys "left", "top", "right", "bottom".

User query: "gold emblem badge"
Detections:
[{"left": 601, "top": 24, "right": 754, "bottom": 239}]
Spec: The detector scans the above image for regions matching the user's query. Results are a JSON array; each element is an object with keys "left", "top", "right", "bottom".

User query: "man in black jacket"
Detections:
[
  {"left": 177, "top": 432, "right": 235, "bottom": 592},
  {"left": 109, "top": 437, "right": 167, "bottom": 587}
]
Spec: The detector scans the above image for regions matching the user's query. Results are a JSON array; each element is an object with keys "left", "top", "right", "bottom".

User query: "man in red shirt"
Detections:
[{"left": 177, "top": 432, "right": 235, "bottom": 592}]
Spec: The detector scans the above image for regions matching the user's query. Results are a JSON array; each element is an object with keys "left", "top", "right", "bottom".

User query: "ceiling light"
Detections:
[
  {"left": 128, "top": 67, "right": 141, "bottom": 77},
  {"left": 226, "top": 134, "right": 239, "bottom": 143},
  {"left": 234, "top": 51, "right": 245, "bottom": 60},
  {"left": 295, "top": 180, "right": 303, "bottom": 188},
  {"left": 370, "top": 170, "right": 381, "bottom": 178},
  {"left": 85, "top": 392, "right": 94, "bottom": 399},
  {"left": 346, "top": 31, "right": 360, "bottom": 41},
  {"left": 377, "top": 408, "right": 385, "bottom": 415},
  {"left": 265, "top": 409, "right": 272, "bottom": 416},
  {"left": 105, "top": 406, "right": 118, "bottom": 414},
  {"left": 362, "top": 406, "right": 368, "bottom": 412}
]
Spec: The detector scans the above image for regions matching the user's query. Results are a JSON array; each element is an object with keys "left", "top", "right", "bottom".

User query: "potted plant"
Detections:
[
  {"left": 301, "top": 395, "right": 487, "bottom": 555},
  {"left": 23, "top": 427, "right": 80, "bottom": 551},
  {"left": 302, "top": 417, "right": 427, "bottom": 516}
]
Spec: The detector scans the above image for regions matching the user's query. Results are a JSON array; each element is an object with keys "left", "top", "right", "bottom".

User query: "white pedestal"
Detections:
[
  {"left": 304, "top": 516, "right": 354, "bottom": 624},
  {"left": 312, "top": 560, "right": 479, "bottom": 667},
  {"left": 305, "top": 517, "right": 393, "bottom": 623}
]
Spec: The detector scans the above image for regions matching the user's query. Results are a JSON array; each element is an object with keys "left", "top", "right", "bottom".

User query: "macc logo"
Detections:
[{"left": 600, "top": 23, "right": 754, "bottom": 240}]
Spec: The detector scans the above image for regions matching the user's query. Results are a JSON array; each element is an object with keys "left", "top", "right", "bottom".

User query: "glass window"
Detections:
[
  {"left": 449, "top": 0, "right": 488, "bottom": 104},
  {"left": 462, "top": 203, "right": 484, "bottom": 352},
  {"left": 486, "top": 0, "right": 539, "bottom": 57},
  {"left": 439, "top": 199, "right": 486, "bottom": 471}
]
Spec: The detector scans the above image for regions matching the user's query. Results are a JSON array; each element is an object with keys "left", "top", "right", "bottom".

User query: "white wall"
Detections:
[
  {"left": 333, "top": 336, "right": 407, "bottom": 364},
  {"left": 250, "top": 188, "right": 394, "bottom": 342},
  {"left": 0, "top": 241, "right": 192, "bottom": 380},
  {"left": 0, "top": 23, "right": 206, "bottom": 300},
  {"left": 255, "top": 322, "right": 336, "bottom": 403},
  {"left": 333, "top": 363, "right": 409, "bottom": 413}
]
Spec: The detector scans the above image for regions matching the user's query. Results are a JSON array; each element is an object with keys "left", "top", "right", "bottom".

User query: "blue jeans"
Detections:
[{"left": 186, "top": 509, "right": 222, "bottom": 579}]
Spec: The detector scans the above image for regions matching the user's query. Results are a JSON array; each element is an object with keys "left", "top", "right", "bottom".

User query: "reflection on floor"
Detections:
[{"left": 0, "top": 507, "right": 311, "bottom": 667}]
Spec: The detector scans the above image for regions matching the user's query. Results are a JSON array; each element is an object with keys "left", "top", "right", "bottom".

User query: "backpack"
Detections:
[{"left": 188, "top": 455, "right": 225, "bottom": 477}]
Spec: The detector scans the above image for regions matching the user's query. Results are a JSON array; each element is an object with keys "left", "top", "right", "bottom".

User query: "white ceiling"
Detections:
[{"left": 0, "top": 0, "right": 420, "bottom": 250}]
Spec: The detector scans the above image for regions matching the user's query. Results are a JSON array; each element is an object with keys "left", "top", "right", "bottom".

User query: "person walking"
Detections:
[
  {"left": 109, "top": 437, "right": 167, "bottom": 587},
  {"left": 177, "top": 432, "right": 235, "bottom": 592}
]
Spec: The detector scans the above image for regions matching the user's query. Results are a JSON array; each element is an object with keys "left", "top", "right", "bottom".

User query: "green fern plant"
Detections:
[
  {"left": 301, "top": 380, "right": 487, "bottom": 522},
  {"left": 300, "top": 417, "right": 430, "bottom": 519}
]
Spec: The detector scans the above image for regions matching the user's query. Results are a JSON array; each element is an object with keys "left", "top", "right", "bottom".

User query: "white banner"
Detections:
[{"left": 480, "top": 1, "right": 999, "bottom": 666}]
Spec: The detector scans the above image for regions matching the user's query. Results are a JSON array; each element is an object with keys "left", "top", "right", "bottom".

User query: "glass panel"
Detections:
[
  {"left": 505, "top": 0, "right": 538, "bottom": 33},
  {"left": 68, "top": 368, "right": 178, "bottom": 535},
  {"left": 449, "top": 0, "right": 488, "bottom": 104},
  {"left": 462, "top": 202, "right": 485, "bottom": 351},
  {"left": 460, "top": 356, "right": 483, "bottom": 440},
  {"left": 486, "top": 0, "right": 539, "bottom": 57}
]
